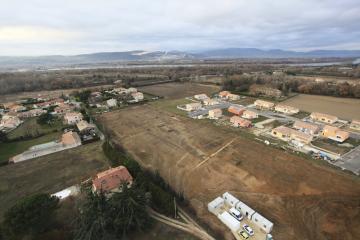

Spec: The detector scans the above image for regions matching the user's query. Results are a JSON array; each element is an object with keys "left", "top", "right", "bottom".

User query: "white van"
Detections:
[{"left": 229, "top": 207, "right": 243, "bottom": 221}]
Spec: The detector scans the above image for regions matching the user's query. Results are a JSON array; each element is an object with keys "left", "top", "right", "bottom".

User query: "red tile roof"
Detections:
[{"left": 92, "top": 166, "right": 133, "bottom": 192}]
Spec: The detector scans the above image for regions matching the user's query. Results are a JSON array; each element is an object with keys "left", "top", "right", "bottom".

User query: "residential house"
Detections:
[
  {"left": 230, "top": 116, "right": 251, "bottom": 128},
  {"left": 194, "top": 94, "right": 209, "bottom": 101},
  {"left": 322, "top": 125, "right": 349, "bottom": 142},
  {"left": 127, "top": 87, "right": 138, "bottom": 93},
  {"left": 254, "top": 100, "right": 275, "bottom": 110},
  {"left": 274, "top": 104, "right": 299, "bottom": 115},
  {"left": 92, "top": 166, "right": 133, "bottom": 193},
  {"left": 2, "top": 102, "right": 16, "bottom": 110},
  {"left": 0, "top": 115, "right": 22, "bottom": 129},
  {"left": 310, "top": 112, "right": 338, "bottom": 124},
  {"left": 227, "top": 93, "right": 240, "bottom": 101},
  {"left": 33, "top": 101, "right": 51, "bottom": 109},
  {"left": 106, "top": 99, "right": 118, "bottom": 108},
  {"left": 64, "top": 112, "right": 83, "bottom": 125},
  {"left": 203, "top": 99, "right": 219, "bottom": 106},
  {"left": 76, "top": 120, "right": 96, "bottom": 134},
  {"left": 54, "top": 104, "right": 74, "bottom": 115},
  {"left": 208, "top": 109, "right": 222, "bottom": 119},
  {"left": 271, "top": 126, "right": 313, "bottom": 144},
  {"left": 249, "top": 84, "right": 282, "bottom": 98},
  {"left": 219, "top": 91, "right": 230, "bottom": 98},
  {"left": 131, "top": 92, "right": 144, "bottom": 102},
  {"left": 9, "top": 104, "right": 26, "bottom": 112},
  {"left": 112, "top": 88, "right": 128, "bottom": 94},
  {"left": 293, "top": 121, "right": 320, "bottom": 135},
  {"left": 350, "top": 120, "right": 360, "bottom": 131},
  {"left": 185, "top": 103, "right": 202, "bottom": 111},
  {"left": 242, "top": 110, "right": 258, "bottom": 119},
  {"left": 228, "top": 106, "right": 245, "bottom": 115},
  {"left": 17, "top": 109, "right": 46, "bottom": 118}
]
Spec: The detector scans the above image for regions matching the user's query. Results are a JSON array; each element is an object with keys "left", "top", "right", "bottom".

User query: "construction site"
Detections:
[{"left": 98, "top": 103, "right": 360, "bottom": 240}]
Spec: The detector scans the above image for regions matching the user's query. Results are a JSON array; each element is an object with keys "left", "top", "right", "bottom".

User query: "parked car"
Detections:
[
  {"left": 229, "top": 207, "right": 243, "bottom": 221},
  {"left": 239, "top": 230, "right": 249, "bottom": 239},
  {"left": 243, "top": 224, "right": 254, "bottom": 236}
]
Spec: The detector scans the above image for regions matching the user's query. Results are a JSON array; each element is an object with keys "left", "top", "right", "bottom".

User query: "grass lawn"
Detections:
[
  {"left": 292, "top": 111, "right": 310, "bottom": 119},
  {"left": 0, "top": 141, "right": 108, "bottom": 219},
  {"left": 0, "top": 132, "right": 62, "bottom": 164},
  {"left": 7, "top": 117, "right": 65, "bottom": 140},
  {"left": 150, "top": 98, "right": 193, "bottom": 117},
  {"left": 251, "top": 115, "right": 268, "bottom": 123}
]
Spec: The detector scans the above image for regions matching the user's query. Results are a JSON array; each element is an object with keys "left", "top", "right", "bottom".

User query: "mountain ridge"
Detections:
[{"left": 1, "top": 48, "right": 360, "bottom": 69}]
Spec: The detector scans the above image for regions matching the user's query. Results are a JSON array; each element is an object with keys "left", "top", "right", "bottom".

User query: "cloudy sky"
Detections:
[{"left": 1, "top": 0, "right": 360, "bottom": 56}]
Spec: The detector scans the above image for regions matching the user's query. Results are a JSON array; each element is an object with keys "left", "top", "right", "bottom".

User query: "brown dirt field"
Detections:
[
  {"left": 99, "top": 105, "right": 360, "bottom": 240},
  {"left": 0, "top": 85, "right": 114, "bottom": 103},
  {"left": 282, "top": 94, "right": 360, "bottom": 120},
  {"left": 138, "top": 82, "right": 221, "bottom": 99}
]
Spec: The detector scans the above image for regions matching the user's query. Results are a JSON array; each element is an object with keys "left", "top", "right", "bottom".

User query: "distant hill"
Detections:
[
  {"left": 197, "top": 48, "right": 360, "bottom": 58},
  {"left": 1, "top": 48, "right": 360, "bottom": 70}
]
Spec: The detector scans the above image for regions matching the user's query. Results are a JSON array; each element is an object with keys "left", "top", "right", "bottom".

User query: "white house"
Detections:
[
  {"left": 251, "top": 212, "right": 274, "bottom": 234},
  {"left": 185, "top": 103, "right": 202, "bottom": 111},
  {"left": 106, "top": 99, "right": 118, "bottom": 108},
  {"left": 222, "top": 192, "right": 240, "bottom": 207},
  {"left": 131, "top": 92, "right": 144, "bottom": 102},
  {"left": 235, "top": 201, "right": 256, "bottom": 220},
  {"left": 194, "top": 94, "right": 209, "bottom": 101},
  {"left": 203, "top": 98, "right": 219, "bottom": 106},
  {"left": 208, "top": 197, "right": 225, "bottom": 215},
  {"left": 64, "top": 112, "right": 83, "bottom": 125},
  {"left": 208, "top": 109, "right": 222, "bottom": 119},
  {"left": 227, "top": 93, "right": 240, "bottom": 101},
  {"left": 217, "top": 211, "right": 241, "bottom": 232}
]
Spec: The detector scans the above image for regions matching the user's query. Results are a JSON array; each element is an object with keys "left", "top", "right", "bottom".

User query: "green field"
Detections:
[
  {"left": 0, "top": 141, "right": 108, "bottom": 219},
  {"left": 0, "top": 132, "right": 62, "bottom": 164},
  {"left": 151, "top": 98, "right": 193, "bottom": 116},
  {"left": 292, "top": 111, "right": 310, "bottom": 119},
  {"left": 7, "top": 117, "right": 65, "bottom": 140}
]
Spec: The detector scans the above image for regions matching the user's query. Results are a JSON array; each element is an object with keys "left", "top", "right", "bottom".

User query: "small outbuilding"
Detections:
[
  {"left": 222, "top": 192, "right": 239, "bottom": 207},
  {"left": 251, "top": 212, "right": 274, "bottom": 234},
  {"left": 208, "top": 197, "right": 225, "bottom": 215},
  {"left": 236, "top": 201, "right": 255, "bottom": 220},
  {"left": 218, "top": 211, "right": 241, "bottom": 232}
]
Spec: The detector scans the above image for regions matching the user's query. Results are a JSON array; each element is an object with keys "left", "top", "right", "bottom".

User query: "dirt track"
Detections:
[{"left": 99, "top": 104, "right": 360, "bottom": 240}]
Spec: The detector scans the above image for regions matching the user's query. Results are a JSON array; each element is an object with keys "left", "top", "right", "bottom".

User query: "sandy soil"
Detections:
[
  {"left": 282, "top": 94, "right": 360, "bottom": 120},
  {"left": 99, "top": 105, "right": 360, "bottom": 240},
  {"left": 138, "top": 82, "right": 221, "bottom": 99}
]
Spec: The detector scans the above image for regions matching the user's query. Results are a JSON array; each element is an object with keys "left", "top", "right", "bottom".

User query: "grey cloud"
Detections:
[{"left": 0, "top": 0, "right": 359, "bottom": 55}]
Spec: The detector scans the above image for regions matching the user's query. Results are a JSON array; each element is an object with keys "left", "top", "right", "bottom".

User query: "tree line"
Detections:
[{"left": 223, "top": 72, "right": 360, "bottom": 98}]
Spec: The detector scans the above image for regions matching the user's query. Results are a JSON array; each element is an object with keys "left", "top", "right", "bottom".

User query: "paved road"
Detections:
[{"left": 334, "top": 145, "right": 360, "bottom": 175}]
